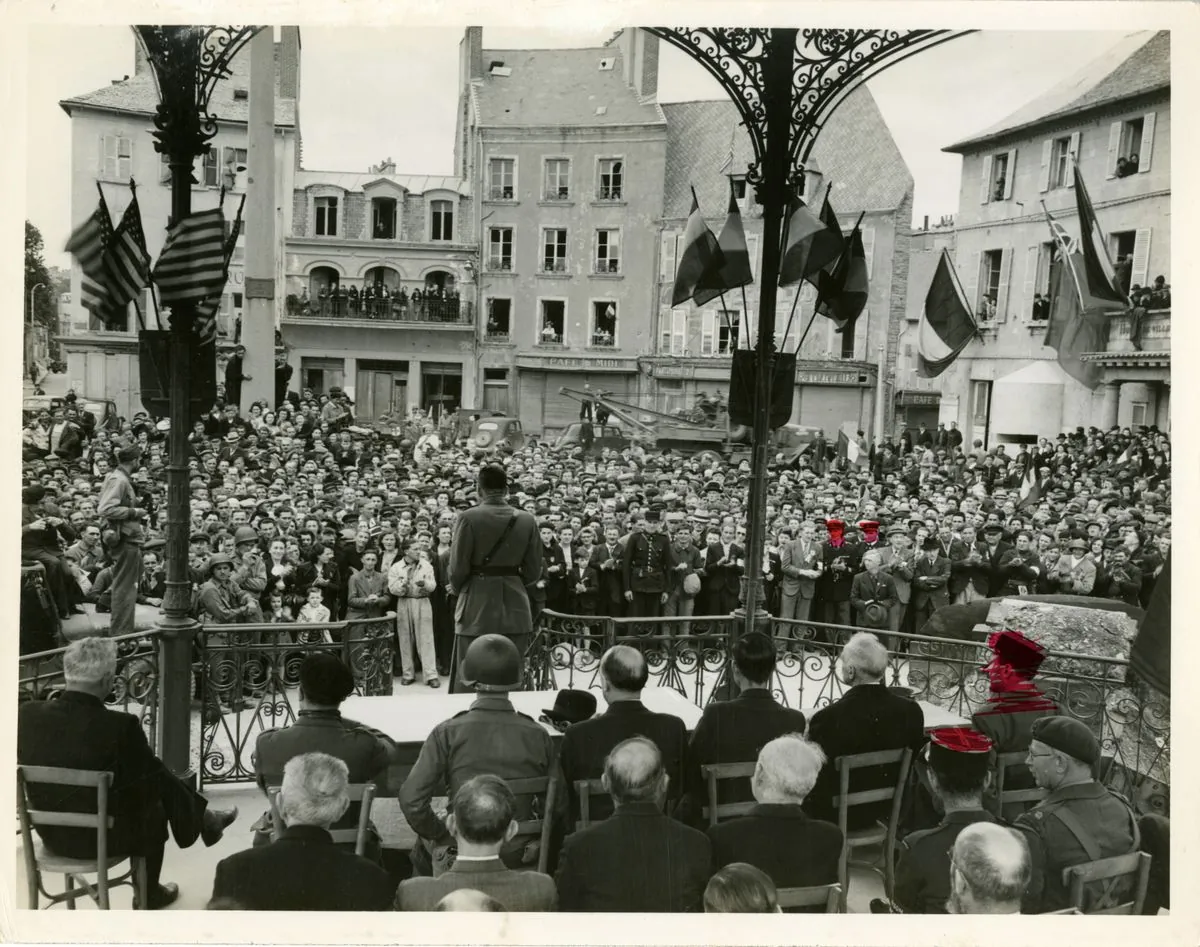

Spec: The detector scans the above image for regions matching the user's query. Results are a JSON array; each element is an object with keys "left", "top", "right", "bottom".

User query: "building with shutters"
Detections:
[
  {"left": 455, "top": 27, "right": 668, "bottom": 432},
  {"left": 649, "top": 88, "right": 914, "bottom": 440},
  {"left": 57, "top": 28, "right": 301, "bottom": 421},
  {"left": 279, "top": 162, "right": 478, "bottom": 418},
  {"left": 934, "top": 30, "right": 1169, "bottom": 445}
]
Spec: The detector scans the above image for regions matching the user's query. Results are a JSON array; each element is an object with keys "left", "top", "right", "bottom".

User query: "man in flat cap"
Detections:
[{"left": 1014, "top": 715, "right": 1141, "bottom": 913}]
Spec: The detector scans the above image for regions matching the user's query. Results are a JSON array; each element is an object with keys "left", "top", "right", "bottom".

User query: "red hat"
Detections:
[
  {"left": 986, "top": 629, "right": 1047, "bottom": 673},
  {"left": 927, "top": 727, "right": 994, "bottom": 783},
  {"left": 825, "top": 518, "right": 845, "bottom": 547},
  {"left": 858, "top": 520, "right": 880, "bottom": 543},
  {"left": 929, "top": 726, "right": 994, "bottom": 755}
]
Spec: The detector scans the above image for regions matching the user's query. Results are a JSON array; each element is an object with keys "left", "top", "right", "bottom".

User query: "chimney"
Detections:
[
  {"left": 923, "top": 215, "right": 929, "bottom": 231},
  {"left": 610, "top": 28, "right": 658, "bottom": 101},
  {"left": 278, "top": 26, "right": 301, "bottom": 100},
  {"left": 461, "top": 26, "right": 483, "bottom": 84}
]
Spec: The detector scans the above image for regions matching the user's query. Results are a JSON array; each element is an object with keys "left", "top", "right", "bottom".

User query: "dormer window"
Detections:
[
  {"left": 233, "top": 89, "right": 248, "bottom": 101},
  {"left": 372, "top": 197, "right": 397, "bottom": 240}
]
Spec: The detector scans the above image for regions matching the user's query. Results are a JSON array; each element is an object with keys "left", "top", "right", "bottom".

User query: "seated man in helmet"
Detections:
[
  {"left": 198, "top": 553, "right": 264, "bottom": 624},
  {"left": 399, "top": 634, "right": 568, "bottom": 878},
  {"left": 231, "top": 525, "right": 268, "bottom": 602}
]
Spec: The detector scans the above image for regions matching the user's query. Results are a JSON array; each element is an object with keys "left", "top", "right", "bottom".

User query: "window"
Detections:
[
  {"left": 542, "top": 228, "right": 567, "bottom": 273},
  {"left": 231, "top": 246, "right": 245, "bottom": 264},
  {"left": 732, "top": 176, "right": 748, "bottom": 201},
  {"left": 1027, "top": 241, "right": 1055, "bottom": 319},
  {"left": 488, "top": 158, "right": 515, "bottom": 200},
  {"left": 483, "top": 368, "right": 510, "bottom": 415},
  {"left": 970, "top": 380, "right": 991, "bottom": 432},
  {"left": 595, "top": 229, "right": 621, "bottom": 273},
  {"left": 1049, "top": 136, "right": 1075, "bottom": 189},
  {"left": 591, "top": 301, "right": 617, "bottom": 347},
  {"left": 486, "top": 298, "right": 512, "bottom": 339},
  {"left": 232, "top": 292, "right": 244, "bottom": 309},
  {"left": 659, "top": 307, "right": 686, "bottom": 355},
  {"left": 100, "top": 135, "right": 133, "bottom": 181},
  {"left": 314, "top": 196, "right": 339, "bottom": 236},
  {"left": 222, "top": 147, "right": 247, "bottom": 189},
  {"left": 430, "top": 200, "right": 454, "bottom": 241},
  {"left": 978, "top": 250, "right": 1003, "bottom": 319},
  {"left": 598, "top": 158, "right": 623, "bottom": 200},
  {"left": 1117, "top": 118, "right": 1143, "bottom": 177},
  {"left": 539, "top": 300, "right": 565, "bottom": 344},
  {"left": 658, "top": 378, "right": 685, "bottom": 415},
  {"left": 372, "top": 197, "right": 397, "bottom": 239},
  {"left": 544, "top": 158, "right": 570, "bottom": 200},
  {"left": 1109, "top": 113, "right": 1155, "bottom": 178},
  {"left": 985, "top": 151, "right": 1011, "bottom": 203},
  {"left": 718, "top": 309, "right": 741, "bottom": 354},
  {"left": 488, "top": 227, "right": 513, "bottom": 270},
  {"left": 199, "top": 150, "right": 219, "bottom": 188},
  {"left": 1109, "top": 230, "right": 1136, "bottom": 262},
  {"left": 1130, "top": 401, "right": 1148, "bottom": 427}
]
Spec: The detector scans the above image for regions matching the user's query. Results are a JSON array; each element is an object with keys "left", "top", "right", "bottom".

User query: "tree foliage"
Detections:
[{"left": 25, "top": 221, "right": 59, "bottom": 331}]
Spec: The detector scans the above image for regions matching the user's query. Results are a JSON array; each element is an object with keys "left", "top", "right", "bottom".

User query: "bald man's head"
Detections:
[
  {"left": 603, "top": 736, "right": 666, "bottom": 806},
  {"left": 436, "top": 889, "right": 505, "bottom": 912},
  {"left": 600, "top": 645, "right": 648, "bottom": 694},
  {"left": 950, "top": 823, "right": 1031, "bottom": 912}
]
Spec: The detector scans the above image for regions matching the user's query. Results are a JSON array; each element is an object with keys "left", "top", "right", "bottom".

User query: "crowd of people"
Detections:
[
  {"left": 286, "top": 283, "right": 466, "bottom": 323},
  {"left": 17, "top": 378, "right": 1170, "bottom": 913}
]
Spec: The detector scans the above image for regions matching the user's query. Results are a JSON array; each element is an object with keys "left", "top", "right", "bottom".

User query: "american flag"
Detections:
[
  {"left": 105, "top": 193, "right": 151, "bottom": 313},
  {"left": 194, "top": 197, "right": 245, "bottom": 343},
  {"left": 64, "top": 190, "right": 116, "bottom": 323},
  {"left": 152, "top": 206, "right": 227, "bottom": 306}
]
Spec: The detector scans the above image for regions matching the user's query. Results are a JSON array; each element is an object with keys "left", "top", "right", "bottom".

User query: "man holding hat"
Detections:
[
  {"left": 96, "top": 444, "right": 148, "bottom": 634},
  {"left": 253, "top": 653, "right": 395, "bottom": 863},
  {"left": 1014, "top": 715, "right": 1141, "bottom": 913}
]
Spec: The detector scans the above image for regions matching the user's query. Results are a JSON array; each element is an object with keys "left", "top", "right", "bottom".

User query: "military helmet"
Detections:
[
  {"left": 233, "top": 525, "right": 259, "bottom": 546},
  {"left": 461, "top": 634, "right": 522, "bottom": 692}
]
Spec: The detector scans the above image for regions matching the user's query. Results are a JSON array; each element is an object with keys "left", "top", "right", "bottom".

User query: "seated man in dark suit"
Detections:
[
  {"left": 681, "top": 631, "right": 807, "bottom": 824},
  {"left": 803, "top": 632, "right": 925, "bottom": 829},
  {"left": 558, "top": 645, "right": 687, "bottom": 823},
  {"left": 436, "top": 889, "right": 505, "bottom": 912},
  {"left": 18, "top": 637, "right": 238, "bottom": 909},
  {"left": 708, "top": 735, "right": 842, "bottom": 909},
  {"left": 211, "top": 752, "right": 394, "bottom": 911},
  {"left": 395, "top": 775, "right": 557, "bottom": 911},
  {"left": 556, "top": 737, "right": 711, "bottom": 912}
]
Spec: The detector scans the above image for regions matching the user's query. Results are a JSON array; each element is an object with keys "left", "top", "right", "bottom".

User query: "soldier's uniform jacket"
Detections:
[
  {"left": 398, "top": 695, "right": 566, "bottom": 862},
  {"left": 254, "top": 709, "right": 394, "bottom": 837},
  {"left": 448, "top": 499, "right": 542, "bottom": 638},
  {"left": 622, "top": 531, "right": 671, "bottom": 594},
  {"left": 894, "top": 808, "right": 999, "bottom": 913},
  {"left": 1014, "top": 780, "right": 1140, "bottom": 913}
]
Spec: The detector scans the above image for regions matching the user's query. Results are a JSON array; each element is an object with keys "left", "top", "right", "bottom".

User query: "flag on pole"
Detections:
[
  {"left": 104, "top": 192, "right": 152, "bottom": 312},
  {"left": 836, "top": 428, "right": 865, "bottom": 467},
  {"left": 195, "top": 196, "right": 246, "bottom": 343},
  {"left": 65, "top": 189, "right": 117, "bottom": 323},
  {"left": 672, "top": 188, "right": 724, "bottom": 306},
  {"left": 815, "top": 215, "right": 869, "bottom": 331},
  {"left": 152, "top": 206, "right": 228, "bottom": 307},
  {"left": 917, "top": 249, "right": 980, "bottom": 378},
  {"left": 1073, "top": 162, "right": 1127, "bottom": 307},
  {"left": 1017, "top": 465, "right": 1042, "bottom": 510},
  {"left": 779, "top": 191, "right": 843, "bottom": 288},
  {"left": 694, "top": 185, "right": 753, "bottom": 306}
]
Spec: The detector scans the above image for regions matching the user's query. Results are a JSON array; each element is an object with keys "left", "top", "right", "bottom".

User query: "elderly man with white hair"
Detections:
[
  {"left": 18, "top": 636, "right": 238, "bottom": 909},
  {"left": 802, "top": 632, "right": 925, "bottom": 828},
  {"left": 211, "top": 752, "right": 394, "bottom": 911},
  {"left": 946, "top": 823, "right": 1031, "bottom": 914},
  {"left": 708, "top": 735, "right": 843, "bottom": 907}
]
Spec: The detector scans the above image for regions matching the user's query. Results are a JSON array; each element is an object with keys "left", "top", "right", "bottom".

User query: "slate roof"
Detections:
[
  {"left": 294, "top": 171, "right": 465, "bottom": 194},
  {"left": 473, "top": 47, "right": 665, "bottom": 127},
  {"left": 661, "top": 85, "right": 912, "bottom": 220},
  {"left": 944, "top": 31, "right": 1167, "bottom": 152},
  {"left": 60, "top": 42, "right": 297, "bottom": 127}
]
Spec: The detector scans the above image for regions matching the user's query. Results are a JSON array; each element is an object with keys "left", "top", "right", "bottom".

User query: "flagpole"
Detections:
[
  {"left": 778, "top": 181, "right": 831, "bottom": 347},
  {"left": 128, "top": 178, "right": 164, "bottom": 331}
]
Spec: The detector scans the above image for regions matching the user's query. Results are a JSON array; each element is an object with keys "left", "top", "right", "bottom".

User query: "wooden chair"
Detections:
[
  {"left": 990, "top": 750, "right": 1048, "bottom": 818},
  {"left": 17, "top": 766, "right": 149, "bottom": 910},
  {"left": 504, "top": 774, "right": 559, "bottom": 875},
  {"left": 573, "top": 778, "right": 608, "bottom": 831},
  {"left": 268, "top": 782, "right": 377, "bottom": 858},
  {"left": 700, "top": 762, "right": 758, "bottom": 827},
  {"left": 832, "top": 747, "right": 913, "bottom": 913},
  {"left": 776, "top": 882, "right": 842, "bottom": 913},
  {"left": 1063, "top": 851, "right": 1152, "bottom": 915}
]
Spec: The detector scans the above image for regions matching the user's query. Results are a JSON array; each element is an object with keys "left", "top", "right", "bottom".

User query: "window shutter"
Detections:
[
  {"left": 1106, "top": 122, "right": 1122, "bottom": 178},
  {"left": 1140, "top": 112, "right": 1155, "bottom": 173},
  {"left": 101, "top": 135, "right": 117, "bottom": 178},
  {"left": 963, "top": 250, "right": 980, "bottom": 314},
  {"left": 659, "top": 305, "right": 671, "bottom": 352},
  {"left": 660, "top": 231, "right": 678, "bottom": 281},
  {"left": 1066, "top": 133, "right": 1081, "bottom": 189},
  {"left": 673, "top": 309, "right": 687, "bottom": 354},
  {"left": 701, "top": 311, "right": 715, "bottom": 355},
  {"left": 996, "top": 249, "right": 1013, "bottom": 322},
  {"left": 1023, "top": 245, "right": 1039, "bottom": 318},
  {"left": 1130, "top": 228, "right": 1152, "bottom": 288},
  {"left": 861, "top": 227, "right": 875, "bottom": 280},
  {"left": 1003, "top": 150, "right": 1016, "bottom": 199},
  {"left": 979, "top": 154, "right": 993, "bottom": 205},
  {"left": 746, "top": 234, "right": 759, "bottom": 282},
  {"left": 1038, "top": 139, "right": 1053, "bottom": 193},
  {"left": 851, "top": 307, "right": 867, "bottom": 360},
  {"left": 118, "top": 138, "right": 132, "bottom": 180}
]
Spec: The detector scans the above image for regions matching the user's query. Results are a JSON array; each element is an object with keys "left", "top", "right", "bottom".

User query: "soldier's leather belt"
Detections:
[{"left": 472, "top": 566, "right": 523, "bottom": 577}]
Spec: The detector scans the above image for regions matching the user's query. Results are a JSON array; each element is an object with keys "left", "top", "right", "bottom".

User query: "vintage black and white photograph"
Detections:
[{"left": 6, "top": 2, "right": 1190, "bottom": 940}]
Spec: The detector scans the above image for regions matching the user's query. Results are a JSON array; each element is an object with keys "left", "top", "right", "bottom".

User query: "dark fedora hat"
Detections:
[{"left": 542, "top": 689, "right": 597, "bottom": 727}]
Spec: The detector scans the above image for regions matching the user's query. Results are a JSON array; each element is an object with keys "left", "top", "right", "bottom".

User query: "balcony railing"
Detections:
[
  {"left": 485, "top": 328, "right": 511, "bottom": 342},
  {"left": 593, "top": 259, "right": 620, "bottom": 274},
  {"left": 590, "top": 333, "right": 615, "bottom": 347},
  {"left": 538, "top": 331, "right": 564, "bottom": 345},
  {"left": 285, "top": 294, "right": 473, "bottom": 325},
  {"left": 1104, "top": 308, "right": 1170, "bottom": 354}
]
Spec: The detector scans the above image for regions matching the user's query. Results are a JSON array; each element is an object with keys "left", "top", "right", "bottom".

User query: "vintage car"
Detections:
[{"left": 468, "top": 416, "right": 527, "bottom": 453}]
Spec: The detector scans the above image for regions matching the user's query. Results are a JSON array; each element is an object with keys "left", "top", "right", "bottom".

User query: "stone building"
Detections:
[{"left": 936, "top": 30, "right": 1170, "bottom": 444}]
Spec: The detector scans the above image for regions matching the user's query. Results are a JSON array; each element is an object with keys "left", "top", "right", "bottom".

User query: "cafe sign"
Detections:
[
  {"left": 796, "top": 370, "right": 870, "bottom": 386},
  {"left": 516, "top": 354, "right": 638, "bottom": 373}
]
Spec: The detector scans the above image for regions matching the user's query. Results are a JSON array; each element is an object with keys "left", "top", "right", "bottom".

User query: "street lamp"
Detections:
[
  {"left": 27, "top": 282, "right": 46, "bottom": 379},
  {"left": 133, "top": 25, "right": 264, "bottom": 780}
]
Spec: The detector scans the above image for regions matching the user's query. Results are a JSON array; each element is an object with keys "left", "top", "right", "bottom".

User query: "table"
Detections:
[{"left": 799, "top": 700, "right": 969, "bottom": 731}]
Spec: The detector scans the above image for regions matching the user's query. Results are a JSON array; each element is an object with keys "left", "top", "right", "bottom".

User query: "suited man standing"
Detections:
[
  {"left": 590, "top": 523, "right": 626, "bottom": 617},
  {"left": 536, "top": 522, "right": 568, "bottom": 614},
  {"left": 664, "top": 524, "right": 705, "bottom": 632},
  {"left": 909, "top": 536, "right": 951, "bottom": 633},
  {"left": 779, "top": 520, "right": 822, "bottom": 629},
  {"left": 849, "top": 550, "right": 898, "bottom": 634},
  {"left": 559, "top": 646, "right": 688, "bottom": 824},
  {"left": 556, "top": 737, "right": 711, "bottom": 912},
  {"left": 877, "top": 525, "right": 914, "bottom": 634},
  {"left": 820, "top": 521, "right": 862, "bottom": 630},
  {"left": 936, "top": 521, "right": 971, "bottom": 603},
  {"left": 803, "top": 632, "right": 925, "bottom": 829},
  {"left": 622, "top": 510, "right": 671, "bottom": 617},
  {"left": 703, "top": 524, "right": 745, "bottom": 616},
  {"left": 978, "top": 523, "right": 1020, "bottom": 597},
  {"left": 211, "top": 753, "right": 393, "bottom": 911}
]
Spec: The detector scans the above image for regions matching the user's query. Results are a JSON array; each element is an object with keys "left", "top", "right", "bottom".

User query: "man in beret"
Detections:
[
  {"left": 1014, "top": 716, "right": 1141, "bottom": 913},
  {"left": 253, "top": 654, "right": 395, "bottom": 863}
]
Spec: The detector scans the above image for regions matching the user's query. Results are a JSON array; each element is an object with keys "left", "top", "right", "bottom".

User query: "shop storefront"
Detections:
[{"left": 514, "top": 353, "right": 640, "bottom": 435}]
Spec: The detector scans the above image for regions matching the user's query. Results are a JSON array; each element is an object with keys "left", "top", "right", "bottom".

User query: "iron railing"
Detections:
[
  {"left": 527, "top": 611, "right": 1170, "bottom": 816},
  {"left": 286, "top": 296, "right": 472, "bottom": 325}
]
